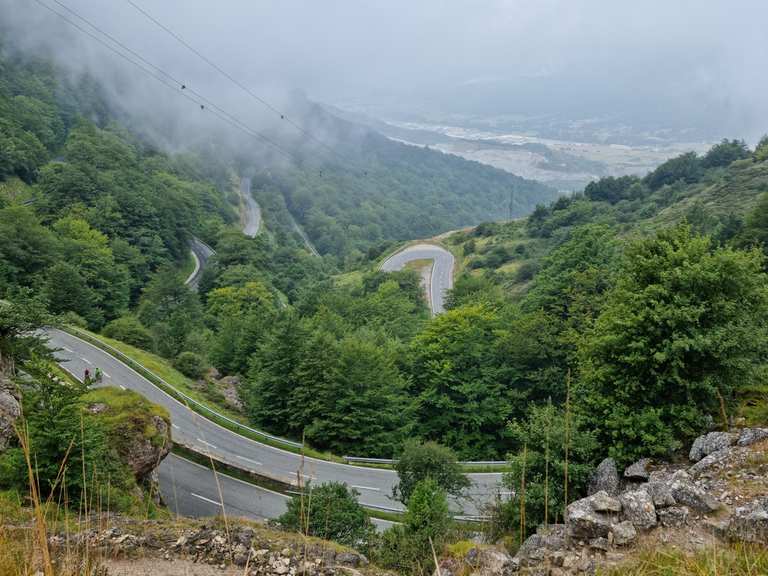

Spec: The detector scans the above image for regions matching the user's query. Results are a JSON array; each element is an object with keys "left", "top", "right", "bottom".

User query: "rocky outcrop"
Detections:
[
  {"left": 727, "top": 496, "right": 768, "bottom": 544},
  {"left": 0, "top": 375, "right": 20, "bottom": 452},
  {"left": 84, "top": 387, "right": 171, "bottom": 484},
  {"left": 458, "top": 427, "right": 767, "bottom": 575},
  {"left": 623, "top": 458, "right": 651, "bottom": 482},
  {"left": 587, "top": 458, "right": 619, "bottom": 496},
  {"left": 123, "top": 414, "right": 171, "bottom": 481},
  {"left": 737, "top": 427, "right": 768, "bottom": 447},
  {"left": 619, "top": 490, "right": 656, "bottom": 530},
  {"left": 689, "top": 431, "right": 735, "bottom": 462}
]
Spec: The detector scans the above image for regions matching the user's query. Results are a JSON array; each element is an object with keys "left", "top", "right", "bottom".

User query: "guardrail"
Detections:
[
  {"left": 343, "top": 456, "right": 507, "bottom": 466},
  {"left": 63, "top": 326, "right": 304, "bottom": 449},
  {"left": 59, "top": 326, "right": 508, "bottom": 469}
]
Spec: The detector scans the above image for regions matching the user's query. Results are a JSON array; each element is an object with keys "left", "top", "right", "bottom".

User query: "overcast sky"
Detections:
[{"left": 2, "top": 0, "right": 767, "bottom": 141}]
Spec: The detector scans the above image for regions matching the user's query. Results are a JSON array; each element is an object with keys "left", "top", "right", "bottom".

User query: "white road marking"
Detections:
[
  {"left": 197, "top": 439, "right": 217, "bottom": 449},
  {"left": 119, "top": 385, "right": 126, "bottom": 390},
  {"left": 172, "top": 423, "right": 180, "bottom": 430},
  {"left": 351, "top": 485, "right": 381, "bottom": 492},
  {"left": 191, "top": 493, "right": 222, "bottom": 506},
  {"left": 102, "top": 371, "right": 111, "bottom": 379},
  {"left": 235, "top": 455, "right": 263, "bottom": 466},
  {"left": 81, "top": 357, "right": 92, "bottom": 365},
  {"left": 61, "top": 346, "right": 73, "bottom": 353}
]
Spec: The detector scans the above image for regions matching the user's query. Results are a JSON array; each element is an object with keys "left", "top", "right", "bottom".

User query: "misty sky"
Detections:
[{"left": 3, "top": 0, "right": 768, "bottom": 141}]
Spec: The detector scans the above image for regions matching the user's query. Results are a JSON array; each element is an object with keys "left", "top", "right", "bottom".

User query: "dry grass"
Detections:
[{"left": 601, "top": 543, "right": 768, "bottom": 576}]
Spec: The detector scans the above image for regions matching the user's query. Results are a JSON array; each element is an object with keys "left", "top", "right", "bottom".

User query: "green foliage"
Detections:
[
  {"left": 579, "top": 224, "right": 768, "bottom": 465},
  {"left": 173, "top": 351, "right": 207, "bottom": 379},
  {"left": 408, "top": 304, "right": 510, "bottom": 458},
  {"left": 0, "top": 360, "right": 120, "bottom": 505},
  {"left": 755, "top": 135, "right": 768, "bottom": 163},
  {"left": 82, "top": 386, "right": 170, "bottom": 456},
  {"left": 392, "top": 439, "right": 470, "bottom": 505},
  {"left": 504, "top": 403, "right": 598, "bottom": 532},
  {"left": 0, "top": 293, "right": 51, "bottom": 373},
  {"left": 276, "top": 482, "right": 374, "bottom": 549},
  {"left": 644, "top": 151, "right": 702, "bottom": 190},
  {"left": 584, "top": 175, "right": 645, "bottom": 204},
  {"left": 376, "top": 478, "right": 452, "bottom": 576},
  {"left": 102, "top": 315, "right": 155, "bottom": 351},
  {"left": 701, "top": 139, "right": 750, "bottom": 169},
  {"left": 138, "top": 269, "right": 204, "bottom": 358}
]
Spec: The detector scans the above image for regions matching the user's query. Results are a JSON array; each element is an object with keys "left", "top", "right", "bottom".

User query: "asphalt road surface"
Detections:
[
  {"left": 185, "top": 237, "right": 215, "bottom": 290},
  {"left": 380, "top": 243, "right": 454, "bottom": 315},
  {"left": 46, "top": 329, "right": 503, "bottom": 518},
  {"left": 159, "top": 454, "right": 395, "bottom": 530},
  {"left": 240, "top": 177, "right": 261, "bottom": 237}
]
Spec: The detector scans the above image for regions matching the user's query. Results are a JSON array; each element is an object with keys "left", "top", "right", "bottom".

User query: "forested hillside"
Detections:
[
  {"left": 250, "top": 101, "right": 559, "bottom": 264},
  {"left": 0, "top": 48, "right": 241, "bottom": 328}
]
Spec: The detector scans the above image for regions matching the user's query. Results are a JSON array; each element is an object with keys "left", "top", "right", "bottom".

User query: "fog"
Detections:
[{"left": 2, "top": 0, "right": 767, "bottom": 144}]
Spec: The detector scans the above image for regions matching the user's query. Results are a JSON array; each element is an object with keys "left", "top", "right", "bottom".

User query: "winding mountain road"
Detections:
[
  {"left": 185, "top": 237, "right": 216, "bottom": 290},
  {"left": 159, "top": 454, "right": 395, "bottom": 530},
  {"left": 46, "top": 329, "right": 503, "bottom": 520},
  {"left": 380, "top": 243, "right": 454, "bottom": 315},
  {"left": 239, "top": 177, "right": 261, "bottom": 237}
]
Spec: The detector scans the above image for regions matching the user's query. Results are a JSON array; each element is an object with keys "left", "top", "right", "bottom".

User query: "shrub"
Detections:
[
  {"left": 276, "top": 482, "right": 374, "bottom": 549},
  {"left": 393, "top": 439, "right": 469, "bottom": 504},
  {"left": 102, "top": 315, "right": 154, "bottom": 351},
  {"left": 173, "top": 351, "right": 206, "bottom": 379},
  {"left": 376, "top": 479, "right": 452, "bottom": 576}
]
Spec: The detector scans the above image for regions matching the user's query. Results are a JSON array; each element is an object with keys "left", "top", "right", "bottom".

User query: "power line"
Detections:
[
  {"left": 122, "top": 0, "right": 357, "bottom": 167},
  {"left": 31, "top": 0, "right": 298, "bottom": 163}
]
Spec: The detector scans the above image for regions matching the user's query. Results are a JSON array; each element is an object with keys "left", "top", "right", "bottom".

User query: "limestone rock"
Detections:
[
  {"left": 590, "top": 491, "right": 622, "bottom": 513},
  {"left": 737, "top": 427, "right": 768, "bottom": 447},
  {"left": 689, "top": 447, "right": 731, "bottom": 477},
  {"left": 124, "top": 414, "right": 171, "bottom": 482},
  {"left": 0, "top": 376, "right": 20, "bottom": 452},
  {"left": 566, "top": 492, "right": 619, "bottom": 540},
  {"left": 588, "top": 458, "right": 620, "bottom": 496},
  {"left": 471, "top": 548, "right": 515, "bottom": 576},
  {"left": 619, "top": 489, "right": 657, "bottom": 530},
  {"left": 623, "top": 458, "right": 651, "bottom": 482},
  {"left": 640, "top": 481, "right": 676, "bottom": 508},
  {"left": 611, "top": 521, "right": 637, "bottom": 546},
  {"left": 668, "top": 471, "right": 720, "bottom": 513},
  {"left": 657, "top": 506, "right": 690, "bottom": 528},
  {"left": 728, "top": 496, "right": 768, "bottom": 544},
  {"left": 689, "top": 431, "right": 735, "bottom": 462}
]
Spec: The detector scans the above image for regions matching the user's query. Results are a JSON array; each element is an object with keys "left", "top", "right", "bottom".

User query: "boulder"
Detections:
[
  {"left": 640, "top": 481, "right": 676, "bottom": 508},
  {"left": 737, "top": 427, "right": 768, "bottom": 447},
  {"left": 727, "top": 496, "right": 768, "bottom": 544},
  {"left": 566, "top": 492, "right": 619, "bottom": 540},
  {"left": 619, "top": 489, "right": 657, "bottom": 530},
  {"left": 0, "top": 376, "right": 20, "bottom": 452},
  {"left": 668, "top": 471, "right": 720, "bottom": 513},
  {"left": 611, "top": 521, "right": 637, "bottom": 546},
  {"left": 515, "top": 525, "right": 567, "bottom": 567},
  {"left": 123, "top": 414, "right": 171, "bottom": 482},
  {"left": 473, "top": 548, "right": 515, "bottom": 576},
  {"left": 590, "top": 491, "right": 622, "bottom": 513},
  {"left": 588, "top": 458, "right": 620, "bottom": 496},
  {"left": 657, "top": 506, "right": 690, "bottom": 528},
  {"left": 623, "top": 458, "right": 651, "bottom": 482},
  {"left": 689, "top": 447, "right": 731, "bottom": 477},
  {"left": 689, "top": 431, "right": 735, "bottom": 462}
]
